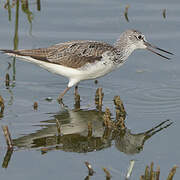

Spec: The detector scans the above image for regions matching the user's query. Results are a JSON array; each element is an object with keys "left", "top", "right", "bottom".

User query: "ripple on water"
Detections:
[{"left": 121, "top": 84, "right": 180, "bottom": 115}]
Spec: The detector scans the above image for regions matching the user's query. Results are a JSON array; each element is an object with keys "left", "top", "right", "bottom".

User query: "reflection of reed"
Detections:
[
  {"left": 14, "top": 0, "right": 19, "bottom": 50},
  {"left": 124, "top": 5, "right": 130, "bottom": 22},
  {"left": 2, "top": 149, "right": 13, "bottom": 168},
  {"left": 21, "top": 0, "right": 33, "bottom": 34},
  {"left": 4, "top": 0, "right": 40, "bottom": 22},
  {"left": 1, "top": 126, "right": 13, "bottom": 168},
  {"left": 12, "top": 0, "right": 19, "bottom": 82},
  {"left": 4, "top": 0, "right": 12, "bottom": 21},
  {"left": 2, "top": 0, "right": 41, "bottom": 96},
  {"left": 37, "top": 0, "right": 41, "bottom": 11}
]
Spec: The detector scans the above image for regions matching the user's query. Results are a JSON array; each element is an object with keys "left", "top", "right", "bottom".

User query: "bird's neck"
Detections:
[{"left": 114, "top": 38, "right": 136, "bottom": 62}]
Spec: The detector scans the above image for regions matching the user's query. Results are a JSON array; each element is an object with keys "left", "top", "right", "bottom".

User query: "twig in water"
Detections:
[
  {"left": 103, "top": 107, "right": 112, "bottom": 129},
  {"left": 140, "top": 162, "right": 177, "bottom": 180},
  {"left": 2, "top": 125, "right": 13, "bottom": 149},
  {"left": 150, "top": 162, "right": 154, "bottom": 180},
  {"left": 125, "top": 160, "right": 135, "bottom": 179},
  {"left": 85, "top": 161, "right": 95, "bottom": 176},
  {"left": 124, "top": 5, "right": 130, "bottom": 22},
  {"left": 94, "top": 80, "right": 98, "bottom": 84},
  {"left": 103, "top": 167, "right": 111, "bottom": 180},
  {"left": 56, "top": 119, "right": 61, "bottom": 136},
  {"left": 33, "top": 101, "right": 38, "bottom": 110},
  {"left": 5, "top": 73, "right": 10, "bottom": 87},
  {"left": 95, "top": 87, "right": 104, "bottom": 111},
  {"left": 156, "top": 166, "right": 160, "bottom": 180},
  {"left": 88, "top": 121, "right": 92, "bottom": 137},
  {"left": 162, "top": 9, "right": 166, "bottom": 19},
  {"left": 113, "top": 96, "right": 126, "bottom": 119},
  {"left": 0, "top": 96, "right": 5, "bottom": 115},
  {"left": 167, "top": 166, "right": 178, "bottom": 180},
  {"left": 36, "top": 0, "right": 41, "bottom": 11}
]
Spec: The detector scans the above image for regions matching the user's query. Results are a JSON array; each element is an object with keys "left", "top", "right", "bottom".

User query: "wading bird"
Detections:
[{"left": 0, "top": 29, "right": 173, "bottom": 101}]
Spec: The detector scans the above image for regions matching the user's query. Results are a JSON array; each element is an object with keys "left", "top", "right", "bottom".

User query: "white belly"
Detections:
[
  {"left": 39, "top": 60, "right": 118, "bottom": 80},
  {"left": 78, "top": 60, "right": 117, "bottom": 80}
]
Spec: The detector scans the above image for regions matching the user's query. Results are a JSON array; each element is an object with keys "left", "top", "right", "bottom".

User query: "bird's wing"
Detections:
[{"left": 1, "top": 41, "right": 115, "bottom": 68}]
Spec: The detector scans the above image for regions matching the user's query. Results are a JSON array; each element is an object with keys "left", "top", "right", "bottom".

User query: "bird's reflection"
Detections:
[
  {"left": 12, "top": 108, "right": 172, "bottom": 155},
  {"left": 2, "top": 96, "right": 173, "bottom": 168},
  {"left": 114, "top": 119, "right": 172, "bottom": 154}
]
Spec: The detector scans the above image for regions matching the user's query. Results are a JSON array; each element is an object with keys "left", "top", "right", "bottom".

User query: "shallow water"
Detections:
[{"left": 0, "top": 0, "right": 180, "bottom": 179}]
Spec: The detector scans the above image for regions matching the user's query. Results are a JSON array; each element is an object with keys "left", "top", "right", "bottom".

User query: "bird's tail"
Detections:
[
  {"left": 0, "top": 48, "right": 48, "bottom": 63},
  {"left": 0, "top": 49, "right": 20, "bottom": 57}
]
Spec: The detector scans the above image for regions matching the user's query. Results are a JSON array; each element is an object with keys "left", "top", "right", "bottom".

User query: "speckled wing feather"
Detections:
[{"left": 1, "top": 41, "right": 115, "bottom": 68}]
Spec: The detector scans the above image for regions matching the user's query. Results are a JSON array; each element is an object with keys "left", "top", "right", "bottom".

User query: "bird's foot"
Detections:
[
  {"left": 57, "top": 96, "right": 69, "bottom": 110},
  {"left": 57, "top": 95, "right": 63, "bottom": 104},
  {"left": 57, "top": 87, "right": 71, "bottom": 104}
]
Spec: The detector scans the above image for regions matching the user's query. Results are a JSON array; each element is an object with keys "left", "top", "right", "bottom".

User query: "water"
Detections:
[{"left": 0, "top": 0, "right": 180, "bottom": 179}]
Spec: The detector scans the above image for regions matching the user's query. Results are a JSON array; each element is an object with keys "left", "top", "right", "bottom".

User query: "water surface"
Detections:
[{"left": 0, "top": 0, "right": 180, "bottom": 179}]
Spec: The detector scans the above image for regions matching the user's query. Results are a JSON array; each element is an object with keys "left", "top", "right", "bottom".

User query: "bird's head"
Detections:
[{"left": 115, "top": 29, "right": 173, "bottom": 60}]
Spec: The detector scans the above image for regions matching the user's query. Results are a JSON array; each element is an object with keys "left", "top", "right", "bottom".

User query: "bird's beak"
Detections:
[{"left": 144, "top": 41, "right": 174, "bottom": 60}]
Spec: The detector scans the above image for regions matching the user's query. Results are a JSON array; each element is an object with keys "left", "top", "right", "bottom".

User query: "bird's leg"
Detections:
[{"left": 58, "top": 87, "right": 71, "bottom": 102}]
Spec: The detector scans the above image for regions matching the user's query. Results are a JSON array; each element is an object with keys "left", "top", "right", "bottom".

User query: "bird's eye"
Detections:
[{"left": 137, "top": 35, "right": 143, "bottom": 40}]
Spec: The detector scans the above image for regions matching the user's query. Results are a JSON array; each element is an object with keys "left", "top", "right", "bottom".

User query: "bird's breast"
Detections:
[{"left": 77, "top": 51, "right": 121, "bottom": 80}]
